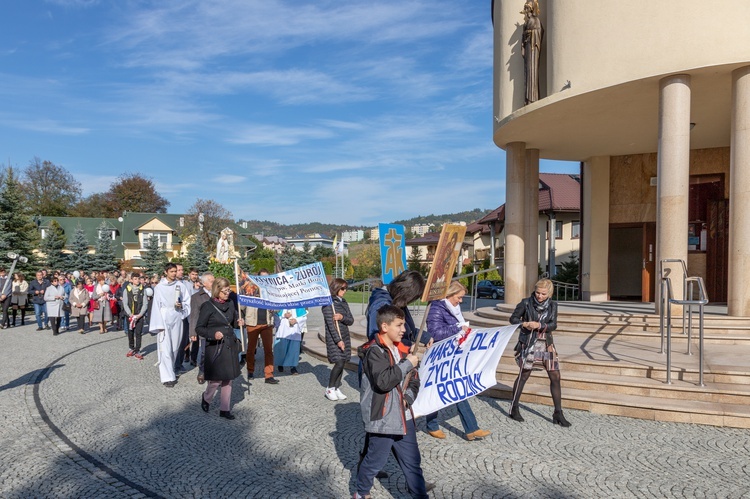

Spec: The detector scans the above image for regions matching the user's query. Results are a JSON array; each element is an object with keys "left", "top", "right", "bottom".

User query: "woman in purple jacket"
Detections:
[{"left": 424, "top": 281, "right": 491, "bottom": 441}]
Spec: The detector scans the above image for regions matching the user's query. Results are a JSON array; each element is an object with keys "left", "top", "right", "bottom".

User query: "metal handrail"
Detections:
[
  {"left": 659, "top": 273, "right": 709, "bottom": 386},
  {"left": 551, "top": 280, "right": 579, "bottom": 301},
  {"left": 659, "top": 258, "right": 689, "bottom": 334},
  {"left": 453, "top": 266, "right": 501, "bottom": 311}
]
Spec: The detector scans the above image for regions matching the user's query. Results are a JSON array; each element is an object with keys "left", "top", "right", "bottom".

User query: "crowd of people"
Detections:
[{"left": 0, "top": 263, "right": 570, "bottom": 498}]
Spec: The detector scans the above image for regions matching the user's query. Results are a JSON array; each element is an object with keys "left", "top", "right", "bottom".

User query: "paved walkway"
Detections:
[{"left": 0, "top": 310, "right": 749, "bottom": 498}]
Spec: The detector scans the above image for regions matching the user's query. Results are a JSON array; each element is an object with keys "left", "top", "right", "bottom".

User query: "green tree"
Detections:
[
  {"left": 20, "top": 158, "right": 81, "bottom": 216},
  {"left": 70, "top": 173, "right": 169, "bottom": 217},
  {"left": 185, "top": 235, "right": 210, "bottom": 273},
  {"left": 555, "top": 254, "right": 580, "bottom": 284},
  {"left": 279, "top": 245, "right": 301, "bottom": 271},
  {"left": 312, "top": 245, "right": 335, "bottom": 260},
  {"left": 141, "top": 234, "right": 168, "bottom": 277},
  {"left": 40, "top": 220, "right": 68, "bottom": 270},
  {"left": 0, "top": 167, "right": 37, "bottom": 273},
  {"left": 67, "top": 225, "right": 92, "bottom": 272},
  {"left": 91, "top": 222, "right": 118, "bottom": 271},
  {"left": 407, "top": 244, "right": 426, "bottom": 275}
]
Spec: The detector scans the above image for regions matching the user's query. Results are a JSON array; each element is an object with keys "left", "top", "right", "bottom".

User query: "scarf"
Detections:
[
  {"left": 443, "top": 298, "right": 466, "bottom": 325},
  {"left": 532, "top": 294, "right": 551, "bottom": 325}
]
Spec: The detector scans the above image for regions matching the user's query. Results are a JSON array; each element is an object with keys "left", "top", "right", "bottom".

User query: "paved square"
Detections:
[{"left": 0, "top": 308, "right": 748, "bottom": 498}]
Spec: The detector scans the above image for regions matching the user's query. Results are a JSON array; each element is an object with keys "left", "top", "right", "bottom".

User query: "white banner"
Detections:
[
  {"left": 411, "top": 324, "right": 518, "bottom": 417},
  {"left": 236, "top": 262, "right": 332, "bottom": 310}
]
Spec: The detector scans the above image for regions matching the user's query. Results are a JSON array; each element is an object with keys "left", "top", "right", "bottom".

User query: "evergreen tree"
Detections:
[
  {"left": 67, "top": 225, "right": 92, "bottom": 272},
  {"left": 91, "top": 222, "right": 118, "bottom": 271},
  {"left": 185, "top": 235, "right": 210, "bottom": 273},
  {"left": 40, "top": 220, "right": 68, "bottom": 270},
  {"left": 0, "top": 167, "right": 37, "bottom": 273},
  {"left": 555, "top": 254, "right": 580, "bottom": 284},
  {"left": 279, "top": 245, "right": 300, "bottom": 271},
  {"left": 407, "top": 245, "right": 426, "bottom": 275},
  {"left": 141, "top": 234, "right": 168, "bottom": 277}
]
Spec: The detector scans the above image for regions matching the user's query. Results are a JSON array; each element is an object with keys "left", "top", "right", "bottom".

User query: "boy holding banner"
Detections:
[{"left": 356, "top": 305, "right": 428, "bottom": 499}]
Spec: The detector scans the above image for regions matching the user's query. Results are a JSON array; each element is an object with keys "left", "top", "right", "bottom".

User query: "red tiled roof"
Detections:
[
  {"left": 406, "top": 232, "right": 441, "bottom": 245},
  {"left": 538, "top": 173, "right": 580, "bottom": 212},
  {"left": 478, "top": 173, "right": 580, "bottom": 225}
]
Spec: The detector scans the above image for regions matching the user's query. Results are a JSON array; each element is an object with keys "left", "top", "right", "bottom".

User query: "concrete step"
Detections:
[
  {"left": 487, "top": 383, "right": 750, "bottom": 428},
  {"left": 463, "top": 310, "right": 750, "bottom": 344}
]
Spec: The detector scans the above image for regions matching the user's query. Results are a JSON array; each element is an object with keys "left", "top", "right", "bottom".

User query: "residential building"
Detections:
[
  {"left": 341, "top": 230, "right": 364, "bottom": 242},
  {"left": 37, "top": 213, "right": 256, "bottom": 266},
  {"left": 286, "top": 234, "right": 348, "bottom": 254},
  {"left": 468, "top": 173, "right": 581, "bottom": 278},
  {"left": 254, "top": 235, "right": 287, "bottom": 254}
]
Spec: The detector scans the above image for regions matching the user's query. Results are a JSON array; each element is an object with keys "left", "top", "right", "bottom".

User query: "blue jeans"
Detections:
[
  {"left": 425, "top": 399, "right": 479, "bottom": 434},
  {"left": 33, "top": 303, "right": 48, "bottom": 328}
]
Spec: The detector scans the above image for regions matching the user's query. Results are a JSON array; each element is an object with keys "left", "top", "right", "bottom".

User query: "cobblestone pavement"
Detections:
[{"left": 1, "top": 309, "right": 749, "bottom": 498}]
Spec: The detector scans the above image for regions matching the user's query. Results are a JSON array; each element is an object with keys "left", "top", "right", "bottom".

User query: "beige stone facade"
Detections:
[{"left": 492, "top": 0, "right": 750, "bottom": 313}]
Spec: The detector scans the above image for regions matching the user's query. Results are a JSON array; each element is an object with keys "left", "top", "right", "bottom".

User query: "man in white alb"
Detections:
[{"left": 149, "top": 263, "right": 191, "bottom": 387}]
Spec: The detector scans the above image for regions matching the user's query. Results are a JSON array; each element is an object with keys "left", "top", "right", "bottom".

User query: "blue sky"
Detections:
[{"left": 1, "top": 0, "right": 577, "bottom": 226}]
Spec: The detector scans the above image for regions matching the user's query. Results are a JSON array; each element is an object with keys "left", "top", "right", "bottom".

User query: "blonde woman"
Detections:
[{"left": 508, "top": 278, "right": 570, "bottom": 427}]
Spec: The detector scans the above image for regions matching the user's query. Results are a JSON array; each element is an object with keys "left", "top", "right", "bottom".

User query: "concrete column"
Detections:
[
  {"left": 728, "top": 66, "right": 750, "bottom": 316},
  {"left": 505, "top": 142, "right": 527, "bottom": 305},
  {"left": 582, "top": 156, "right": 610, "bottom": 301},
  {"left": 656, "top": 75, "right": 691, "bottom": 312},
  {"left": 525, "top": 149, "right": 540, "bottom": 291}
]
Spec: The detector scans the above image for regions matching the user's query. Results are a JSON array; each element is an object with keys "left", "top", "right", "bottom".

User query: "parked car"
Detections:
[{"left": 476, "top": 280, "right": 505, "bottom": 299}]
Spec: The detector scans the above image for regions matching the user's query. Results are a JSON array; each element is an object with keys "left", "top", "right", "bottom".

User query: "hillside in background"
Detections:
[{"left": 239, "top": 208, "right": 491, "bottom": 238}]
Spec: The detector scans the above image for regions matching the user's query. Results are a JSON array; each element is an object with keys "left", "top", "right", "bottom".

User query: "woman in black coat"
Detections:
[
  {"left": 508, "top": 278, "right": 571, "bottom": 427},
  {"left": 321, "top": 278, "right": 354, "bottom": 401},
  {"left": 196, "top": 278, "right": 244, "bottom": 420}
]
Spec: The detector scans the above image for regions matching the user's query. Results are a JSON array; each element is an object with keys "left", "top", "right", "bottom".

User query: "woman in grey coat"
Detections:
[
  {"left": 44, "top": 276, "right": 66, "bottom": 336},
  {"left": 91, "top": 277, "right": 113, "bottom": 333},
  {"left": 321, "top": 278, "right": 354, "bottom": 401}
]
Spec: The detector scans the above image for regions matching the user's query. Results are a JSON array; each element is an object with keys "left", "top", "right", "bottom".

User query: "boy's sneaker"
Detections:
[
  {"left": 325, "top": 388, "right": 338, "bottom": 401},
  {"left": 126, "top": 349, "right": 135, "bottom": 357},
  {"left": 134, "top": 352, "right": 144, "bottom": 360},
  {"left": 335, "top": 388, "right": 347, "bottom": 400}
]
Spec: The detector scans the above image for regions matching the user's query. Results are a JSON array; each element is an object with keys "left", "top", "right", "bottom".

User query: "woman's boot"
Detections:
[{"left": 552, "top": 410, "right": 572, "bottom": 427}]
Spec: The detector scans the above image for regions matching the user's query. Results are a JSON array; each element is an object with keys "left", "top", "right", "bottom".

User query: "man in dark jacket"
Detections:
[
  {"left": 356, "top": 305, "right": 428, "bottom": 499},
  {"left": 28, "top": 270, "right": 50, "bottom": 330}
]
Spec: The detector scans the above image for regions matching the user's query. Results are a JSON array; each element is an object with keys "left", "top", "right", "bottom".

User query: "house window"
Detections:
[
  {"left": 140, "top": 232, "right": 169, "bottom": 249},
  {"left": 40, "top": 229, "right": 47, "bottom": 239},
  {"left": 571, "top": 221, "right": 580, "bottom": 239},
  {"left": 547, "top": 221, "right": 563, "bottom": 240}
]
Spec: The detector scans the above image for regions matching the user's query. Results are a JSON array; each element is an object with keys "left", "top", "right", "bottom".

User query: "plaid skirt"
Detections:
[{"left": 515, "top": 333, "right": 560, "bottom": 372}]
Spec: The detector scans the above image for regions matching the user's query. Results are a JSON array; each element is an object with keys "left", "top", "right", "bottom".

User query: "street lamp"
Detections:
[{"left": 1, "top": 252, "right": 28, "bottom": 296}]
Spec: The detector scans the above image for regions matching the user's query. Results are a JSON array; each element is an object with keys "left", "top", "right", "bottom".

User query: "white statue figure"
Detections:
[{"left": 215, "top": 228, "right": 235, "bottom": 264}]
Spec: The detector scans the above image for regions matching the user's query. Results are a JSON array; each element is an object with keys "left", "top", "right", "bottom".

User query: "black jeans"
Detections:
[{"left": 127, "top": 316, "right": 144, "bottom": 351}]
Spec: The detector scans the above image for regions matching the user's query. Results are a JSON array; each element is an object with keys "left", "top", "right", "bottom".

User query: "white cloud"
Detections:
[
  {"left": 214, "top": 174, "right": 246, "bottom": 184},
  {"left": 227, "top": 124, "right": 334, "bottom": 146}
]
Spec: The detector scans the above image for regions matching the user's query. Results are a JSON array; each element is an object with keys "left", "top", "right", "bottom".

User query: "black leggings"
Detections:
[
  {"left": 50, "top": 317, "right": 60, "bottom": 335},
  {"left": 11, "top": 307, "right": 25, "bottom": 325},
  {"left": 328, "top": 359, "right": 346, "bottom": 389},
  {"left": 511, "top": 368, "right": 563, "bottom": 412}
]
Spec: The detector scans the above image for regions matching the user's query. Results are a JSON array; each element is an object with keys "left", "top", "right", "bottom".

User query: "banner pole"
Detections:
[
  {"left": 331, "top": 300, "right": 344, "bottom": 343},
  {"left": 410, "top": 302, "right": 432, "bottom": 355},
  {"left": 233, "top": 260, "right": 246, "bottom": 353}
]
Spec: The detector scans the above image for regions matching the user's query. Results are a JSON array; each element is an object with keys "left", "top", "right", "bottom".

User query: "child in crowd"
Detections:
[{"left": 355, "top": 305, "right": 428, "bottom": 499}]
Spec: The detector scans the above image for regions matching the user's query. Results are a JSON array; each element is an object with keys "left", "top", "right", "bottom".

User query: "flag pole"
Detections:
[{"left": 233, "top": 259, "right": 246, "bottom": 353}]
